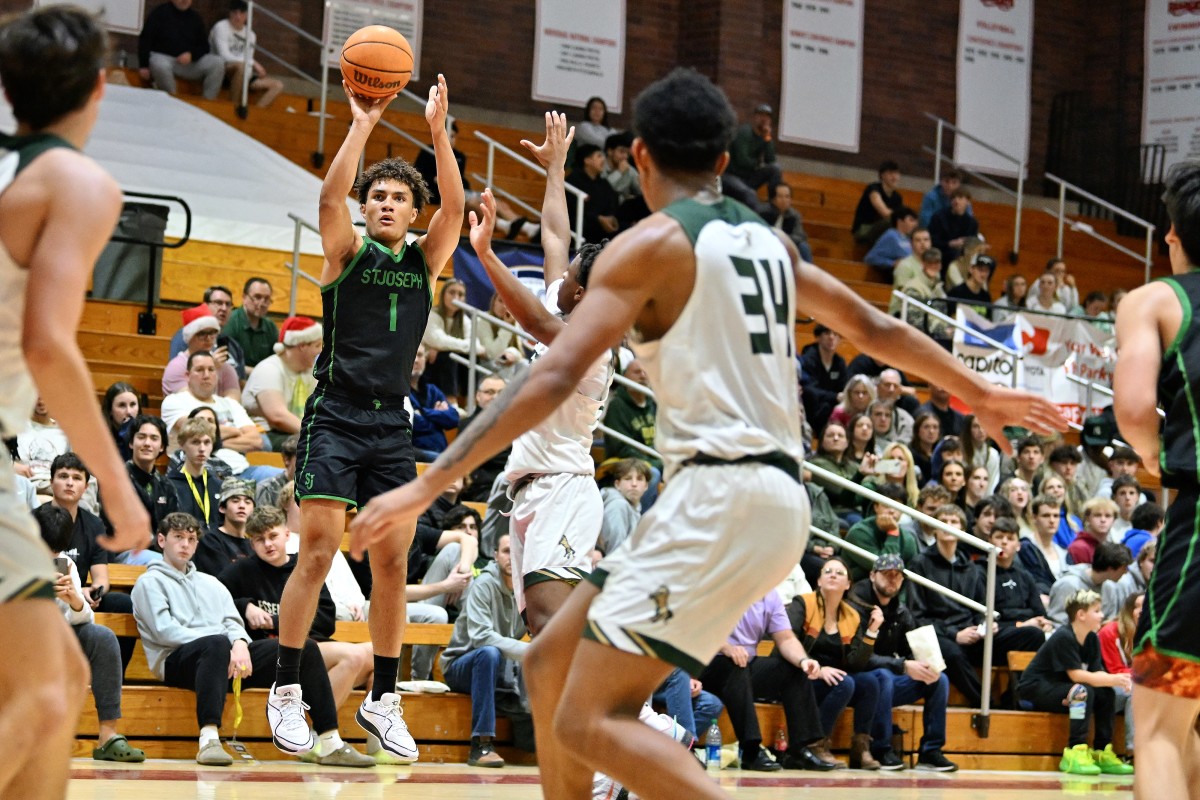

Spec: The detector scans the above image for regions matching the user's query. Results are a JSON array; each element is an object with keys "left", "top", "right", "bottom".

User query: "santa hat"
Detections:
[
  {"left": 274, "top": 316, "right": 323, "bottom": 354},
  {"left": 181, "top": 304, "right": 220, "bottom": 343}
]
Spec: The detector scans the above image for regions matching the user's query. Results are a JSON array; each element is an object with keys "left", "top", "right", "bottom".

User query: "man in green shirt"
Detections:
[
  {"left": 720, "top": 103, "right": 782, "bottom": 213},
  {"left": 844, "top": 483, "right": 921, "bottom": 581},
  {"left": 223, "top": 276, "right": 279, "bottom": 370}
]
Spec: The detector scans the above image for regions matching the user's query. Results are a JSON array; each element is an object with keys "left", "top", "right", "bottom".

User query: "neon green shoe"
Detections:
[
  {"left": 1091, "top": 744, "right": 1133, "bottom": 775},
  {"left": 1059, "top": 744, "right": 1101, "bottom": 775}
]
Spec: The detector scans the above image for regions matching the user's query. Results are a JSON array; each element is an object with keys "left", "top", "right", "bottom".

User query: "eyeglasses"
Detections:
[
  {"left": 195, "top": 329, "right": 219, "bottom": 337},
  {"left": 820, "top": 567, "right": 848, "bottom": 577}
]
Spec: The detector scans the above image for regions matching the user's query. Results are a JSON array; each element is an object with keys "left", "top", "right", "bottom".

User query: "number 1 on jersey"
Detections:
[
  {"left": 731, "top": 256, "right": 792, "bottom": 356},
  {"left": 389, "top": 292, "right": 398, "bottom": 332}
]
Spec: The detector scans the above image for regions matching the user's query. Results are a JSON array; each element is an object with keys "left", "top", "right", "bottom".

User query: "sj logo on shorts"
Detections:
[
  {"left": 649, "top": 585, "right": 674, "bottom": 623},
  {"left": 558, "top": 535, "right": 575, "bottom": 560},
  {"left": 301, "top": 472, "right": 314, "bottom": 491}
]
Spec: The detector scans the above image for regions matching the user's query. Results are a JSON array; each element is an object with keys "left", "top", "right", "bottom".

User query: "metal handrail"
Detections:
[
  {"left": 1041, "top": 172, "right": 1156, "bottom": 285},
  {"left": 893, "top": 291, "right": 1022, "bottom": 388},
  {"left": 924, "top": 113, "right": 1025, "bottom": 263},
  {"left": 471, "top": 172, "right": 542, "bottom": 221},
  {"left": 473, "top": 131, "right": 587, "bottom": 247},
  {"left": 285, "top": 213, "right": 325, "bottom": 316}
]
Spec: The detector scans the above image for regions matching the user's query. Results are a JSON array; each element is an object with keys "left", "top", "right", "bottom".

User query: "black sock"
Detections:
[
  {"left": 372, "top": 655, "right": 400, "bottom": 701},
  {"left": 275, "top": 644, "right": 303, "bottom": 688}
]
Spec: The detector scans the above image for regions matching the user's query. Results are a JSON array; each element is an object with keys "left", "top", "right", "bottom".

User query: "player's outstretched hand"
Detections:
[
  {"left": 973, "top": 385, "right": 1069, "bottom": 455},
  {"left": 349, "top": 478, "right": 440, "bottom": 560},
  {"left": 520, "top": 110, "right": 574, "bottom": 172},
  {"left": 98, "top": 481, "right": 151, "bottom": 554},
  {"left": 426, "top": 73, "right": 449, "bottom": 132},
  {"left": 343, "top": 81, "right": 396, "bottom": 127},
  {"left": 469, "top": 189, "right": 497, "bottom": 256}
]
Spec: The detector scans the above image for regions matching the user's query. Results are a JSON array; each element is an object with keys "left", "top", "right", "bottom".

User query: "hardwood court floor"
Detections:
[{"left": 67, "top": 761, "right": 1134, "bottom": 799}]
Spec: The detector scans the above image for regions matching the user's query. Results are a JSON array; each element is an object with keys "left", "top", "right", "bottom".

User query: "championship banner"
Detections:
[
  {"left": 325, "top": 0, "right": 423, "bottom": 82},
  {"left": 778, "top": 0, "right": 864, "bottom": 153},
  {"left": 1143, "top": 0, "right": 1200, "bottom": 171},
  {"left": 532, "top": 0, "right": 626, "bottom": 112},
  {"left": 953, "top": 308, "right": 1115, "bottom": 425},
  {"left": 954, "top": 0, "right": 1033, "bottom": 177}
]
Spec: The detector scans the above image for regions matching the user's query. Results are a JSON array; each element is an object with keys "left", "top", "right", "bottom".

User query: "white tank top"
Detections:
[
  {"left": 633, "top": 197, "right": 804, "bottom": 479},
  {"left": 0, "top": 145, "right": 38, "bottom": 438},
  {"left": 506, "top": 279, "right": 614, "bottom": 479}
]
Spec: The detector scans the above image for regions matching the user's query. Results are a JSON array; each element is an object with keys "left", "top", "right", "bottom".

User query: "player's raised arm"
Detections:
[
  {"left": 521, "top": 111, "right": 575, "bottom": 285},
  {"left": 470, "top": 190, "right": 565, "bottom": 345},
  {"left": 319, "top": 83, "right": 396, "bottom": 271},
  {"left": 416, "top": 74, "right": 465, "bottom": 279},
  {"left": 783, "top": 232, "right": 1067, "bottom": 453}
]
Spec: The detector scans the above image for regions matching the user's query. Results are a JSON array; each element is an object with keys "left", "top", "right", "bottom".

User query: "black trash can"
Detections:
[{"left": 91, "top": 202, "right": 170, "bottom": 303}]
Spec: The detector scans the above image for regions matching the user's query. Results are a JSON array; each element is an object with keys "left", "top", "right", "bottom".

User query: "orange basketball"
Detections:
[{"left": 340, "top": 26, "right": 413, "bottom": 98}]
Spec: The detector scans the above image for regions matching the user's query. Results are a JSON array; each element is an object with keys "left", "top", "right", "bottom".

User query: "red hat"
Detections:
[
  {"left": 181, "top": 304, "right": 220, "bottom": 343},
  {"left": 274, "top": 316, "right": 323, "bottom": 354}
]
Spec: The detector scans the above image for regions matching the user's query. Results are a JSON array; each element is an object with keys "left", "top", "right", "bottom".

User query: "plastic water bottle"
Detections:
[
  {"left": 705, "top": 719, "right": 722, "bottom": 774},
  {"left": 1067, "top": 683, "right": 1088, "bottom": 721}
]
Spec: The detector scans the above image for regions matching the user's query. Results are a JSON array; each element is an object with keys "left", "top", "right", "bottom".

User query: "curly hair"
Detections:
[
  {"left": 356, "top": 157, "right": 432, "bottom": 211},
  {"left": 632, "top": 68, "right": 736, "bottom": 174},
  {"left": 576, "top": 241, "right": 608, "bottom": 289}
]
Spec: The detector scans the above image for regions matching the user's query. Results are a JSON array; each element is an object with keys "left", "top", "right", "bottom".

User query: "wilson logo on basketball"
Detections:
[
  {"left": 351, "top": 69, "right": 407, "bottom": 91},
  {"left": 1169, "top": 0, "right": 1200, "bottom": 15},
  {"left": 981, "top": 0, "right": 1015, "bottom": 8}
]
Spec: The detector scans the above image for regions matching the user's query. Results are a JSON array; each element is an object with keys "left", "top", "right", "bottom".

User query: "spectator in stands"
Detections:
[
  {"left": 1004, "top": 435, "right": 1045, "bottom": 489},
  {"left": 988, "top": 518, "right": 1054, "bottom": 634},
  {"left": 907, "top": 504, "right": 1045, "bottom": 707},
  {"left": 992, "top": 274, "right": 1028, "bottom": 323},
  {"left": 699, "top": 591, "right": 827, "bottom": 771},
  {"left": 650, "top": 668, "right": 725, "bottom": 745},
  {"left": 1103, "top": 541, "right": 1153, "bottom": 621},
  {"left": 163, "top": 304, "right": 241, "bottom": 399},
  {"left": 51, "top": 453, "right": 133, "bottom": 614},
  {"left": 720, "top": 103, "right": 782, "bottom": 212},
  {"left": 798, "top": 325, "right": 847, "bottom": 433},
  {"left": 1108, "top": 475, "right": 1143, "bottom": 544},
  {"left": 132, "top": 511, "right": 370, "bottom": 766},
  {"left": 193, "top": 477, "right": 255, "bottom": 575},
  {"left": 566, "top": 143, "right": 620, "bottom": 244},
  {"left": 121, "top": 414, "right": 177, "bottom": 559},
  {"left": 829, "top": 374, "right": 875, "bottom": 428},
  {"left": 891, "top": 228, "right": 932, "bottom": 294},
  {"left": 409, "top": 343, "right": 460, "bottom": 460},
  {"left": 961, "top": 466, "right": 991, "bottom": 518},
  {"left": 852, "top": 160, "right": 904, "bottom": 245},
  {"left": 137, "top": 0, "right": 225, "bottom": 100},
  {"left": 1039, "top": 473, "right": 1082, "bottom": 549},
  {"left": 868, "top": 399, "right": 911, "bottom": 452},
  {"left": 209, "top": 0, "right": 283, "bottom": 112},
  {"left": 1047, "top": 445, "right": 1090, "bottom": 515},
  {"left": 1095, "top": 446, "right": 1142, "bottom": 499},
  {"left": 848, "top": 553, "right": 957, "bottom": 771},
  {"left": 918, "top": 168, "right": 968, "bottom": 228},
  {"left": 808, "top": 421, "right": 868, "bottom": 526},
  {"left": 1047, "top": 541, "right": 1132, "bottom": 627},
  {"left": 1025, "top": 270, "right": 1067, "bottom": 316},
  {"left": 168, "top": 285, "right": 245, "bottom": 378},
  {"left": 908, "top": 485, "right": 954, "bottom": 549},
  {"left": 242, "top": 316, "right": 321, "bottom": 449},
  {"left": 103, "top": 381, "right": 140, "bottom": 462},
  {"left": 166, "top": 417, "right": 223, "bottom": 531},
  {"left": 576, "top": 96, "right": 616, "bottom": 149},
  {"left": 1098, "top": 591, "right": 1141, "bottom": 760},
  {"left": 256, "top": 434, "right": 297, "bottom": 509},
  {"left": 408, "top": 501, "right": 478, "bottom": 615},
  {"left": 602, "top": 130, "right": 641, "bottom": 204},
  {"left": 597, "top": 458, "right": 649, "bottom": 557},
  {"left": 458, "top": 376, "right": 512, "bottom": 504},
  {"left": 223, "top": 277, "right": 278, "bottom": 370},
  {"left": 761, "top": 183, "right": 813, "bottom": 263},
  {"left": 847, "top": 413, "right": 878, "bottom": 465},
  {"left": 937, "top": 458, "right": 967, "bottom": 502},
  {"left": 897, "top": 247, "right": 949, "bottom": 341},
  {"left": 1066, "top": 498, "right": 1119, "bottom": 567},
  {"left": 864, "top": 441, "right": 920, "bottom": 508},
  {"left": 16, "top": 396, "right": 73, "bottom": 498},
  {"left": 909, "top": 412, "right": 940, "bottom": 485},
  {"left": 1020, "top": 493, "right": 1069, "bottom": 602},
  {"left": 476, "top": 296, "right": 527, "bottom": 379},
  {"left": 943, "top": 237, "right": 988, "bottom": 290},
  {"left": 864, "top": 207, "right": 917, "bottom": 275},
  {"left": 874, "top": 368, "right": 921, "bottom": 417},
  {"left": 961, "top": 414, "right": 1001, "bottom": 488},
  {"left": 928, "top": 188, "right": 979, "bottom": 270},
  {"left": 161, "top": 351, "right": 263, "bottom": 454},
  {"left": 423, "top": 278, "right": 484, "bottom": 399},
  {"left": 603, "top": 359, "right": 662, "bottom": 509},
  {"left": 36, "top": 503, "right": 146, "bottom": 763},
  {"left": 998, "top": 476, "right": 1036, "bottom": 538},
  {"left": 1046, "top": 258, "right": 1080, "bottom": 311},
  {"left": 844, "top": 483, "right": 919, "bottom": 582},
  {"left": 1120, "top": 502, "right": 1164, "bottom": 560},
  {"left": 1016, "top": 589, "right": 1133, "bottom": 776},
  {"left": 915, "top": 384, "right": 964, "bottom": 438},
  {"left": 220, "top": 506, "right": 375, "bottom": 718},
  {"left": 945, "top": 253, "right": 994, "bottom": 320},
  {"left": 440, "top": 533, "right": 528, "bottom": 768}
]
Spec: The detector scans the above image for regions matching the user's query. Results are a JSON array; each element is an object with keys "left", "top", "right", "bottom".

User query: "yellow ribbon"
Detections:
[{"left": 231, "top": 675, "right": 243, "bottom": 732}]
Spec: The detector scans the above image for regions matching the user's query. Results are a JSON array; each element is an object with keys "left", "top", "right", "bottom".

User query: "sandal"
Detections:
[{"left": 94, "top": 734, "right": 146, "bottom": 763}]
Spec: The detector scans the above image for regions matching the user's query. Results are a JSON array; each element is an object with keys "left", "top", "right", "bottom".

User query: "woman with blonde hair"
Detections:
[
  {"left": 423, "top": 278, "right": 486, "bottom": 397},
  {"left": 864, "top": 441, "right": 919, "bottom": 508},
  {"left": 997, "top": 476, "right": 1035, "bottom": 538},
  {"left": 829, "top": 375, "right": 876, "bottom": 428}
]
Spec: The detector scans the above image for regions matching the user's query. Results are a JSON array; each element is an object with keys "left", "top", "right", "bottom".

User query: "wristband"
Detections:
[{"left": 864, "top": 629, "right": 879, "bottom": 640}]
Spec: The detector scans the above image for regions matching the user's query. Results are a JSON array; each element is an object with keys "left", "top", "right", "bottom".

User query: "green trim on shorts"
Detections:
[
  {"left": 524, "top": 567, "right": 585, "bottom": 589},
  {"left": 297, "top": 493, "right": 357, "bottom": 509},
  {"left": 582, "top": 621, "right": 705, "bottom": 677},
  {"left": 3, "top": 578, "right": 56, "bottom": 603},
  {"left": 585, "top": 567, "right": 609, "bottom": 590}
]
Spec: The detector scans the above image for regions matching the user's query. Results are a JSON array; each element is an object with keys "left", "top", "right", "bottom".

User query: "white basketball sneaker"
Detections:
[
  {"left": 266, "top": 683, "right": 316, "bottom": 755},
  {"left": 356, "top": 692, "right": 418, "bottom": 763}
]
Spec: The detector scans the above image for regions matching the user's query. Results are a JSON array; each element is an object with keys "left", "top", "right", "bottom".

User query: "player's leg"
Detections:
[
  {"left": 279, "top": 498, "right": 345, "bottom": 648},
  {"left": 1133, "top": 685, "right": 1200, "bottom": 799},
  {"left": 0, "top": 601, "right": 88, "bottom": 800},
  {"left": 524, "top": 580, "right": 574, "bottom": 636}
]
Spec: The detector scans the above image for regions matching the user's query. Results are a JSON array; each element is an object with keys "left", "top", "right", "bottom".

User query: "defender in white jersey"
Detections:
[
  {"left": 0, "top": 8, "right": 150, "bottom": 798},
  {"left": 353, "top": 70, "right": 1067, "bottom": 800}
]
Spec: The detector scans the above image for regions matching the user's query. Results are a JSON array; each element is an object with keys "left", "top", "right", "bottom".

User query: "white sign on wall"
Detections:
[
  {"left": 324, "top": 0, "right": 423, "bottom": 83},
  {"left": 778, "top": 0, "right": 864, "bottom": 153},
  {"left": 34, "top": 0, "right": 142, "bottom": 35},
  {"left": 532, "top": 0, "right": 625, "bottom": 113},
  {"left": 1143, "top": 0, "right": 1200, "bottom": 172},
  {"left": 955, "top": 0, "right": 1033, "bottom": 177}
]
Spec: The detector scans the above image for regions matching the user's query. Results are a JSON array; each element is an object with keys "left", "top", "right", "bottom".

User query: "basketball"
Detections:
[{"left": 340, "top": 26, "right": 413, "bottom": 99}]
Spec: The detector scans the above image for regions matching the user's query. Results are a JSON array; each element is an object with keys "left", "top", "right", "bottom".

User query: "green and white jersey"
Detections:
[{"left": 634, "top": 196, "right": 803, "bottom": 479}]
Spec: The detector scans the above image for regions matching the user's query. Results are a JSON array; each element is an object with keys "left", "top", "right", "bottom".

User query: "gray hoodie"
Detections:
[
  {"left": 131, "top": 559, "right": 251, "bottom": 680},
  {"left": 1046, "top": 562, "right": 1102, "bottom": 627},
  {"left": 439, "top": 561, "right": 528, "bottom": 688}
]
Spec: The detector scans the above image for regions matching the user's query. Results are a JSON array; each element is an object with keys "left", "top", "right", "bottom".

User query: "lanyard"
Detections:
[{"left": 184, "top": 469, "right": 210, "bottom": 524}]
